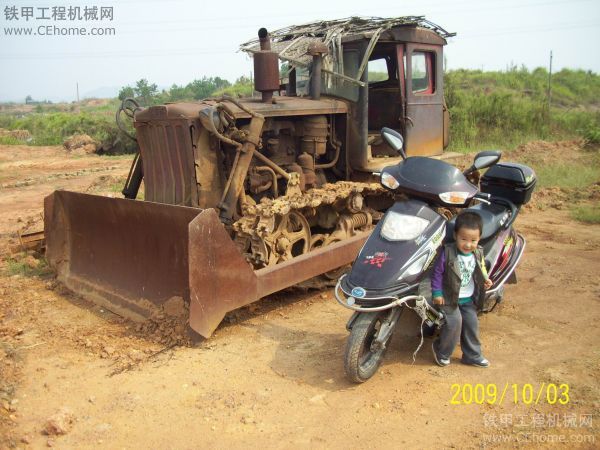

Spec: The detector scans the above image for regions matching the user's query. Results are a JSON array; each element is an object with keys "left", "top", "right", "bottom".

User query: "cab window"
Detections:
[
  {"left": 367, "top": 58, "right": 389, "bottom": 82},
  {"left": 320, "top": 49, "right": 360, "bottom": 101},
  {"left": 411, "top": 51, "right": 435, "bottom": 94}
]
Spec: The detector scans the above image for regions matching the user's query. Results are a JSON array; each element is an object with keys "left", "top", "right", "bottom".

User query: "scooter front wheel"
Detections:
[{"left": 344, "top": 311, "right": 391, "bottom": 383}]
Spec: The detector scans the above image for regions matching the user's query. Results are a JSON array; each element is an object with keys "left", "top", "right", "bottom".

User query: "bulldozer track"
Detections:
[{"left": 233, "top": 181, "right": 388, "bottom": 268}]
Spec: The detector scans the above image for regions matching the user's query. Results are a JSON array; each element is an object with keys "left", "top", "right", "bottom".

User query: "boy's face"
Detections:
[{"left": 454, "top": 227, "right": 481, "bottom": 254}]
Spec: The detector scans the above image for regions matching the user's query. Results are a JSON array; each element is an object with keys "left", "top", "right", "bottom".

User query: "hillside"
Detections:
[
  {"left": 0, "top": 68, "right": 598, "bottom": 152},
  {"left": 445, "top": 67, "right": 600, "bottom": 149}
]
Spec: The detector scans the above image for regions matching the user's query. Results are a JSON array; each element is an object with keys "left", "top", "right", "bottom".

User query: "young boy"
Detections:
[{"left": 430, "top": 211, "right": 493, "bottom": 367}]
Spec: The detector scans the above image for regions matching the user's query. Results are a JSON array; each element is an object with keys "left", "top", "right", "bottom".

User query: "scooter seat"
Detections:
[{"left": 445, "top": 203, "right": 510, "bottom": 242}]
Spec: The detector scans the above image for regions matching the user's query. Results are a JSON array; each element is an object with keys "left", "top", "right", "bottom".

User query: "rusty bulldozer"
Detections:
[{"left": 45, "top": 17, "right": 455, "bottom": 338}]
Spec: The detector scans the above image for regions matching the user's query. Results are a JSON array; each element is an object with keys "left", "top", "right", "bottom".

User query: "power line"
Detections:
[
  {"left": 461, "top": 21, "right": 599, "bottom": 38},
  {"left": 2, "top": 19, "right": 597, "bottom": 60},
  {"left": 0, "top": 47, "right": 237, "bottom": 60},
  {"left": 112, "top": 0, "right": 595, "bottom": 27}
]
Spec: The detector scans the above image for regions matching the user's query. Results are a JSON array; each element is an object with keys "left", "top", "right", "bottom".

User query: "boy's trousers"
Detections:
[{"left": 433, "top": 300, "right": 483, "bottom": 363}]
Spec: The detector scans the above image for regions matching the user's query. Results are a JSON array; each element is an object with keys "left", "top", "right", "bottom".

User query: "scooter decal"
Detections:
[
  {"left": 351, "top": 287, "right": 366, "bottom": 298},
  {"left": 363, "top": 251, "right": 391, "bottom": 268},
  {"left": 415, "top": 235, "right": 427, "bottom": 246},
  {"left": 421, "top": 225, "right": 446, "bottom": 270}
]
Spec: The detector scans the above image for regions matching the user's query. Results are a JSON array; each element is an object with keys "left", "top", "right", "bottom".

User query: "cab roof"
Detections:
[{"left": 240, "top": 16, "right": 454, "bottom": 87}]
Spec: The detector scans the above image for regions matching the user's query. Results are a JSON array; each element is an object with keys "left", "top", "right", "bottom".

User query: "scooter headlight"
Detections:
[
  {"left": 381, "top": 171, "right": 399, "bottom": 189},
  {"left": 439, "top": 191, "right": 470, "bottom": 205},
  {"left": 380, "top": 211, "right": 430, "bottom": 241}
]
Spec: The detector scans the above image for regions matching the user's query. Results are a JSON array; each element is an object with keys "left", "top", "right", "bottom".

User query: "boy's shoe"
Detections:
[
  {"left": 432, "top": 343, "right": 450, "bottom": 367},
  {"left": 461, "top": 358, "right": 490, "bottom": 368}
]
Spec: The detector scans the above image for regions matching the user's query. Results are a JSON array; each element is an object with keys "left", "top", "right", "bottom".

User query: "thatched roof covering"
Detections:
[{"left": 239, "top": 16, "right": 454, "bottom": 86}]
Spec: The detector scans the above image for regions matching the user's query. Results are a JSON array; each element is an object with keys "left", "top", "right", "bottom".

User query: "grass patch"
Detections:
[
  {"left": 4, "top": 255, "right": 51, "bottom": 278},
  {"left": 109, "top": 182, "right": 123, "bottom": 193},
  {"left": 571, "top": 205, "right": 600, "bottom": 224},
  {"left": 0, "top": 136, "right": 24, "bottom": 145},
  {"left": 536, "top": 162, "right": 600, "bottom": 189},
  {"left": 100, "top": 153, "right": 135, "bottom": 160}
]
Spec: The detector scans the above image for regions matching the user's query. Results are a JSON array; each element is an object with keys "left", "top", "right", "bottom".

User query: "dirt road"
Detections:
[{"left": 1, "top": 143, "right": 598, "bottom": 449}]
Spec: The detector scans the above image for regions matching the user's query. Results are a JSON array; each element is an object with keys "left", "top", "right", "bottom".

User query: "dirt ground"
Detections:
[{"left": 0, "top": 142, "right": 598, "bottom": 449}]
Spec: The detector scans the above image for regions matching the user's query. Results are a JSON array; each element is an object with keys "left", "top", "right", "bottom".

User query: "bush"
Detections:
[
  {"left": 2, "top": 112, "right": 137, "bottom": 153},
  {"left": 445, "top": 68, "right": 600, "bottom": 151},
  {"left": 0, "top": 135, "right": 22, "bottom": 145},
  {"left": 571, "top": 205, "right": 600, "bottom": 224},
  {"left": 582, "top": 123, "right": 600, "bottom": 145}
]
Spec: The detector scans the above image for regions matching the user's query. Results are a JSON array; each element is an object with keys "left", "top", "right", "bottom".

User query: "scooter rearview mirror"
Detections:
[
  {"left": 473, "top": 150, "right": 501, "bottom": 170},
  {"left": 381, "top": 127, "right": 407, "bottom": 160}
]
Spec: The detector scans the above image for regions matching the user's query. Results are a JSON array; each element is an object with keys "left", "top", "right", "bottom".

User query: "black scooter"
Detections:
[{"left": 335, "top": 128, "right": 536, "bottom": 383}]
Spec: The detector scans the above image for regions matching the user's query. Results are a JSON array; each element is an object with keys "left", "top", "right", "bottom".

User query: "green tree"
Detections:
[
  {"left": 118, "top": 86, "right": 135, "bottom": 101},
  {"left": 134, "top": 79, "right": 158, "bottom": 105},
  {"left": 188, "top": 77, "right": 231, "bottom": 100},
  {"left": 168, "top": 83, "right": 193, "bottom": 101}
]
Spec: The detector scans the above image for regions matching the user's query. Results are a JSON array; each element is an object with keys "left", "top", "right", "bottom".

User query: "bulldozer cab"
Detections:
[
  {"left": 257, "top": 18, "right": 454, "bottom": 171},
  {"left": 366, "top": 41, "right": 446, "bottom": 158}
]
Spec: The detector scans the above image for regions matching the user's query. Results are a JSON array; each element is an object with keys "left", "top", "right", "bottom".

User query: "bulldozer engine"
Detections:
[{"left": 44, "top": 18, "right": 452, "bottom": 338}]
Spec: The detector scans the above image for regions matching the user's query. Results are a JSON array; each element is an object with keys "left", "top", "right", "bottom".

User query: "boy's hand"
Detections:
[
  {"left": 484, "top": 278, "right": 493, "bottom": 290},
  {"left": 433, "top": 296, "right": 445, "bottom": 305}
]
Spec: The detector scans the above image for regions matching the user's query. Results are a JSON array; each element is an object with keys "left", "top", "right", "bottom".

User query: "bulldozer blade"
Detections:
[
  {"left": 188, "top": 209, "right": 369, "bottom": 337},
  {"left": 44, "top": 191, "right": 201, "bottom": 321},
  {"left": 45, "top": 191, "right": 370, "bottom": 339}
]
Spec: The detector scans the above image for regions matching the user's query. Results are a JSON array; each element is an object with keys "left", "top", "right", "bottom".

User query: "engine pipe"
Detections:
[
  {"left": 307, "top": 41, "right": 328, "bottom": 100},
  {"left": 254, "top": 28, "right": 279, "bottom": 103}
]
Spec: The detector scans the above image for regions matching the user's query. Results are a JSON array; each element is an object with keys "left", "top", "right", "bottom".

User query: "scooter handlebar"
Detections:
[
  {"left": 474, "top": 192, "right": 492, "bottom": 202},
  {"left": 486, "top": 196, "right": 519, "bottom": 229}
]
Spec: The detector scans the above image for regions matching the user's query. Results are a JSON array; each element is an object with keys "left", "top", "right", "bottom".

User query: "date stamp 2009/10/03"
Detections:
[{"left": 450, "top": 383, "right": 570, "bottom": 406}]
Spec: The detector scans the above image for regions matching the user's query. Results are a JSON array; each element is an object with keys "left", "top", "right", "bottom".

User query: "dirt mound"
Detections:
[
  {"left": 509, "top": 139, "right": 584, "bottom": 164},
  {"left": 134, "top": 297, "right": 192, "bottom": 347},
  {"left": 0, "top": 128, "right": 32, "bottom": 142},
  {"left": 63, "top": 134, "right": 99, "bottom": 155},
  {"left": 84, "top": 174, "right": 126, "bottom": 194}
]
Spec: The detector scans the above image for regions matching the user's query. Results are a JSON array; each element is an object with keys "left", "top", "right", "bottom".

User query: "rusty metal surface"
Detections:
[
  {"left": 135, "top": 119, "right": 199, "bottom": 206},
  {"left": 188, "top": 208, "right": 370, "bottom": 337},
  {"left": 255, "top": 230, "right": 369, "bottom": 296},
  {"left": 218, "top": 114, "right": 265, "bottom": 221},
  {"left": 254, "top": 28, "right": 279, "bottom": 103},
  {"left": 188, "top": 209, "right": 259, "bottom": 337},
  {"left": 134, "top": 97, "right": 348, "bottom": 122},
  {"left": 44, "top": 191, "right": 201, "bottom": 320},
  {"left": 404, "top": 43, "right": 444, "bottom": 156}
]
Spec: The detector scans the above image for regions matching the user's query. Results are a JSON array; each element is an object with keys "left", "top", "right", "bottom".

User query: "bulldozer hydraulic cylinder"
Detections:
[
  {"left": 218, "top": 115, "right": 265, "bottom": 221},
  {"left": 122, "top": 152, "right": 144, "bottom": 199}
]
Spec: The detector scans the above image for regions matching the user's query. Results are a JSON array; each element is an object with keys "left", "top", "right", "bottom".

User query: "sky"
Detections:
[{"left": 0, "top": 0, "right": 599, "bottom": 102}]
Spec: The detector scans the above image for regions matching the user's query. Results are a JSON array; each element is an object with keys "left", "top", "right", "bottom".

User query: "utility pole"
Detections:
[
  {"left": 547, "top": 51, "right": 553, "bottom": 111},
  {"left": 76, "top": 82, "right": 80, "bottom": 103}
]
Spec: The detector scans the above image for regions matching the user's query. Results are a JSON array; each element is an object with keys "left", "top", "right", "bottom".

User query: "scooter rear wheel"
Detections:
[{"left": 344, "top": 311, "right": 391, "bottom": 383}]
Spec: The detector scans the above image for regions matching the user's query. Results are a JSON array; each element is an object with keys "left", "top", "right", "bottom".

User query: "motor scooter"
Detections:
[{"left": 335, "top": 128, "right": 536, "bottom": 383}]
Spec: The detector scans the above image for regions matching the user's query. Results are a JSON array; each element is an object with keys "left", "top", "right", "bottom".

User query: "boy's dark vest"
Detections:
[{"left": 442, "top": 244, "right": 487, "bottom": 309}]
